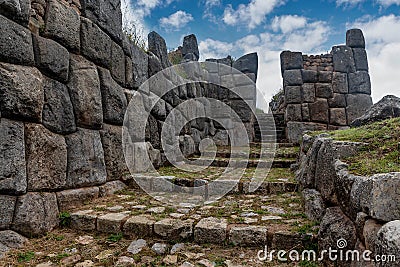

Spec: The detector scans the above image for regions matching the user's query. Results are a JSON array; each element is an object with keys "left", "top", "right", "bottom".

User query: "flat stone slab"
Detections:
[
  {"left": 97, "top": 213, "right": 129, "bottom": 233},
  {"left": 194, "top": 217, "right": 228, "bottom": 244},
  {"left": 154, "top": 219, "right": 193, "bottom": 240},
  {"left": 229, "top": 226, "right": 268, "bottom": 246},
  {"left": 123, "top": 216, "right": 155, "bottom": 238}
]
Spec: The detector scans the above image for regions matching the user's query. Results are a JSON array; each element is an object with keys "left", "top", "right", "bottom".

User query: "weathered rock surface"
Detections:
[
  {"left": 131, "top": 44, "right": 148, "bottom": 88},
  {"left": 194, "top": 217, "right": 227, "bottom": 244},
  {"left": 57, "top": 187, "right": 99, "bottom": 211},
  {"left": 12, "top": 192, "right": 59, "bottom": 236},
  {"left": 0, "top": 0, "right": 30, "bottom": 25},
  {"left": 0, "top": 230, "right": 27, "bottom": 248},
  {"left": 0, "top": 15, "right": 34, "bottom": 65},
  {"left": 0, "top": 63, "right": 44, "bottom": 122},
  {"left": 0, "top": 195, "right": 16, "bottom": 229},
  {"left": 182, "top": 34, "right": 199, "bottom": 61},
  {"left": 100, "top": 124, "right": 129, "bottom": 181},
  {"left": 25, "top": 123, "right": 67, "bottom": 191},
  {"left": 148, "top": 31, "right": 171, "bottom": 69},
  {"left": 318, "top": 207, "right": 357, "bottom": 266},
  {"left": 68, "top": 55, "right": 103, "bottom": 129},
  {"left": 375, "top": 220, "right": 400, "bottom": 267},
  {"left": 80, "top": 17, "right": 111, "bottom": 68},
  {"left": 154, "top": 219, "right": 193, "bottom": 240},
  {"left": 352, "top": 95, "right": 400, "bottom": 127},
  {"left": 42, "top": 77, "right": 76, "bottom": 135},
  {"left": 44, "top": 0, "right": 80, "bottom": 51},
  {"left": 123, "top": 216, "right": 155, "bottom": 238},
  {"left": 302, "top": 189, "right": 326, "bottom": 222},
  {"left": 81, "top": 0, "right": 122, "bottom": 43},
  {"left": 0, "top": 119, "right": 27, "bottom": 195},
  {"left": 98, "top": 68, "right": 127, "bottom": 125},
  {"left": 65, "top": 128, "right": 107, "bottom": 188},
  {"left": 229, "top": 226, "right": 267, "bottom": 246},
  {"left": 233, "top": 53, "right": 258, "bottom": 80},
  {"left": 33, "top": 35, "right": 69, "bottom": 82}
]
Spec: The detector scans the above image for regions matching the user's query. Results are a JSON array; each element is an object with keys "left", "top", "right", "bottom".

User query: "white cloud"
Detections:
[
  {"left": 199, "top": 17, "right": 331, "bottom": 110},
  {"left": 336, "top": 0, "right": 400, "bottom": 7},
  {"left": 203, "top": 0, "right": 221, "bottom": 22},
  {"left": 160, "top": 10, "right": 194, "bottom": 31},
  {"left": 350, "top": 15, "right": 400, "bottom": 102},
  {"left": 336, "top": 0, "right": 364, "bottom": 7},
  {"left": 271, "top": 15, "right": 307, "bottom": 34},
  {"left": 222, "top": 0, "right": 285, "bottom": 30},
  {"left": 199, "top": 39, "right": 235, "bottom": 59},
  {"left": 376, "top": 0, "right": 400, "bottom": 6}
]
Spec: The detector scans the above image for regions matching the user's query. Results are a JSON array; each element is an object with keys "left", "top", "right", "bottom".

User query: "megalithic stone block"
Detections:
[
  {"left": 346, "top": 29, "right": 365, "bottom": 48},
  {"left": 280, "top": 51, "right": 303, "bottom": 75}
]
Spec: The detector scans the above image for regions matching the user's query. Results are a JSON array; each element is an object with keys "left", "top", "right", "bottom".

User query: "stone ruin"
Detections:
[
  {"left": 0, "top": 0, "right": 259, "bottom": 236},
  {"left": 277, "top": 29, "right": 373, "bottom": 143}
]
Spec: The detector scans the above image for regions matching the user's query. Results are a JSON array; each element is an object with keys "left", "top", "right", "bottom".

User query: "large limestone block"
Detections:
[
  {"left": 154, "top": 219, "right": 193, "bottom": 240},
  {"left": 348, "top": 71, "right": 371, "bottom": 95},
  {"left": 44, "top": 0, "right": 80, "bottom": 52},
  {"left": 80, "top": 18, "right": 112, "bottom": 68},
  {"left": 0, "top": 63, "right": 44, "bottom": 122},
  {"left": 302, "top": 189, "right": 326, "bottom": 222},
  {"left": 375, "top": 221, "right": 400, "bottom": 267},
  {"left": 233, "top": 52, "right": 258, "bottom": 80},
  {"left": 280, "top": 51, "right": 303, "bottom": 75},
  {"left": 0, "top": 195, "right": 16, "bottom": 229},
  {"left": 111, "top": 42, "right": 126, "bottom": 85},
  {"left": 0, "top": 0, "right": 30, "bottom": 25},
  {"left": 81, "top": 0, "right": 122, "bottom": 44},
  {"left": 56, "top": 187, "right": 99, "bottom": 211},
  {"left": 12, "top": 192, "right": 59, "bottom": 236},
  {"left": 346, "top": 94, "right": 373, "bottom": 124},
  {"left": 353, "top": 48, "right": 368, "bottom": 71},
  {"left": 346, "top": 29, "right": 365, "bottom": 48},
  {"left": 229, "top": 226, "right": 267, "bottom": 247},
  {"left": 283, "top": 69, "right": 303, "bottom": 86},
  {"left": 68, "top": 55, "right": 103, "bottom": 129},
  {"left": 100, "top": 124, "right": 129, "bottom": 181},
  {"left": 182, "top": 34, "right": 199, "bottom": 61},
  {"left": 330, "top": 108, "right": 347, "bottom": 126},
  {"left": 131, "top": 44, "right": 149, "bottom": 88},
  {"left": 318, "top": 207, "right": 357, "bottom": 267},
  {"left": 309, "top": 98, "right": 329, "bottom": 123},
  {"left": 0, "top": 15, "right": 34, "bottom": 65},
  {"left": 332, "top": 46, "right": 356, "bottom": 73},
  {"left": 33, "top": 35, "right": 69, "bottom": 83},
  {"left": 148, "top": 31, "right": 171, "bottom": 69},
  {"left": 0, "top": 119, "right": 27, "bottom": 195},
  {"left": 194, "top": 217, "right": 227, "bottom": 244},
  {"left": 25, "top": 124, "right": 67, "bottom": 191},
  {"left": 65, "top": 128, "right": 107, "bottom": 188},
  {"left": 332, "top": 72, "right": 349, "bottom": 94},
  {"left": 285, "top": 86, "right": 302, "bottom": 104},
  {"left": 98, "top": 68, "right": 127, "bottom": 125},
  {"left": 42, "top": 77, "right": 76, "bottom": 135}
]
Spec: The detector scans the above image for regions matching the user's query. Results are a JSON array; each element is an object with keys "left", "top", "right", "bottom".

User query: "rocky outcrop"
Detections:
[
  {"left": 298, "top": 134, "right": 400, "bottom": 266},
  {"left": 352, "top": 95, "right": 400, "bottom": 127}
]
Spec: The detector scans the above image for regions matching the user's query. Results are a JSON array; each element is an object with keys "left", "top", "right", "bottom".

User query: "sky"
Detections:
[{"left": 122, "top": 0, "right": 400, "bottom": 111}]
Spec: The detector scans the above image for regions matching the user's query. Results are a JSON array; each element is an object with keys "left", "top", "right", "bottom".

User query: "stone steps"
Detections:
[
  {"left": 67, "top": 190, "right": 314, "bottom": 249},
  {"left": 185, "top": 158, "right": 296, "bottom": 168},
  {"left": 124, "top": 175, "right": 298, "bottom": 196}
]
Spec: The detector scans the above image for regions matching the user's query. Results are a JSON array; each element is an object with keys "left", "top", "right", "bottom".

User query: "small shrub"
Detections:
[
  {"left": 59, "top": 211, "right": 71, "bottom": 227},
  {"left": 107, "top": 233, "right": 123, "bottom": 243}
]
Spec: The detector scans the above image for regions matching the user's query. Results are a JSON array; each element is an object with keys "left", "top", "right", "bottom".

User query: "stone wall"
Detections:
[
  {"left": 281, "top": 29, "right": 373, "bottom": 144},
  {"left": 297, "top": 134, "right": 400, "bottom": 266},
  {"left": 0, "top": 0, "right": 258, "bottom": 236}
]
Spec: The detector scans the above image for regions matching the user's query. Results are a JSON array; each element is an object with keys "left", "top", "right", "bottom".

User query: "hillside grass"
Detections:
[{"left": 317, "top": 118, "right": 400, "bottom": 176}]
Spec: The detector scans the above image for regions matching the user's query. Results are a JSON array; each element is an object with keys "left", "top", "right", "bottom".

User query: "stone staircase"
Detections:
[
  {"left": 0, "top": 143, "right": 318, "bottom": 266},
  {"left": 254, "top": 113, "right": 287, "bottom": 143}
]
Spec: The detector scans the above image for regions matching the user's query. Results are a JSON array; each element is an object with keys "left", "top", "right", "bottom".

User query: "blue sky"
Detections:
[{"left": 122, "top": 0, "right": 400, "bottom": 110}]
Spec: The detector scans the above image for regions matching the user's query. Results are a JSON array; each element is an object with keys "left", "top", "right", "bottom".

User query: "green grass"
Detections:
[
  {"left": 59, "top": 212, "right": 71, "bottom": 227},
  {"left": 17, "top": 251, "right": 35, "bottom": 263},
  {"left": 314, "top": 118, "right": 400, "bottom": 176},
  {"left": 107, "top": 233, "right": 123, "bottom": 243}
]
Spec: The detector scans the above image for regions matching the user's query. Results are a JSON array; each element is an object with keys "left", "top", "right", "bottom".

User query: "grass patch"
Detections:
[
  {"left": 314, "top": 118, "right": 400, "bottom": 176},
  {"left": 107, "top": 233, "right": 123, "bottom": 243},
  {"left": 17, "top": 251, "right": 35, "bottom": 263},
  {"left": 59, "top": 212, "right": 71, "bottom": 227}
]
